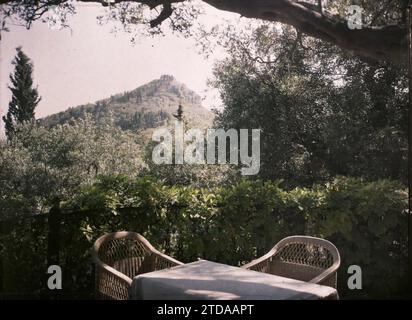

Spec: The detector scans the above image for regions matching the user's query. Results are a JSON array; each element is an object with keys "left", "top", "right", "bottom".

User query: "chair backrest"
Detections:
[
  {"left": 270, "top": 236, "right": 340, "bottom": 287},
  {"left": 92, "top": 231, "right": 158, "bottom": 279}
]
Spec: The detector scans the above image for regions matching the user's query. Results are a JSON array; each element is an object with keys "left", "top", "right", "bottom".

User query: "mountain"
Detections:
[{"left": 40, "top": 75, "right": 214, "bottom": 130}]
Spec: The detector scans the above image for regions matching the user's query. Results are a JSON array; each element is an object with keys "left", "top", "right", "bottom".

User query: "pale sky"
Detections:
[{"left": 0, "top": 2, "right": 235, "bottom": 127}]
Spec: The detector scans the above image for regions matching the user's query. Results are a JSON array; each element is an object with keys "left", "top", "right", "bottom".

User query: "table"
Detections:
[{"left": 130, "top": 260, "right": 338, "bottom": 300}]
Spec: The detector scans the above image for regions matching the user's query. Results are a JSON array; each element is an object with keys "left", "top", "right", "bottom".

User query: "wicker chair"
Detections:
[
  {"left": 242, "top": 236, "right": 341, "bottom": 288},
  {"left": 91, "top": 231, "right": 183, "bottom": 300}
]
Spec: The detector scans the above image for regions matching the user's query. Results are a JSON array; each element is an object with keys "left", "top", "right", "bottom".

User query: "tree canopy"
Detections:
[
  {"left": 211, "top": 24, "right": 408, "bottom": 187},
  {"left": 0, "top": 116, "right": 143, "bottom": 219},
  {"left": 0, "top": 0, "right": 410, "bottom": 64}
]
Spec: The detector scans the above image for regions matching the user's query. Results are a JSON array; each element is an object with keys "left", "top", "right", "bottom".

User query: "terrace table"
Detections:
[{"left": 130, "top": 260, "right": 338, "bottom": 300}]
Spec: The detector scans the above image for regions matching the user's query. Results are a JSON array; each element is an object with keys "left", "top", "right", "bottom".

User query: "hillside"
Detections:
[{"left": 40, "top": 75, "right": 214, "bottom": 130}]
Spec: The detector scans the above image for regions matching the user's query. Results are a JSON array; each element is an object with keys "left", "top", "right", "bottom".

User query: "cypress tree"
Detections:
[{"left": 2, "top": 47, "right": 41, "bottom": 139}]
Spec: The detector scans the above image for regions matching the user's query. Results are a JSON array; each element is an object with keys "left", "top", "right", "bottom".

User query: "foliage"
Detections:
[
  {"left": 1, "top": 1, "right": 408, "bottom": 35},
  {"left": 211, "top": 24, "right": 408, "bottom": 187},
  {"left": 173, "top": 104, "right": 184, "bottom": 122},
  {"left": 2, "top": 47, "right": 41, "bottom": 140},
  {"left": 0, "top": 175, "right": 407, "bottom": 299},
  {"left": 0, "top": 117, "right": 143, "bottom": 220},
  {"left": 141, "top": 127, "right": 240, "bottom": 188}
]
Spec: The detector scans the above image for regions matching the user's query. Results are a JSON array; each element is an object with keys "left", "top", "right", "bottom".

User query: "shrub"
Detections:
[{"left": 0, "top": 176, "right": 407, "bottom": 299}]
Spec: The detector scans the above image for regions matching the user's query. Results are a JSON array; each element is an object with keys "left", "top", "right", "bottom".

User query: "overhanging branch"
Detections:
[
  {"left": 203, "top": 0, "right": 408, "bottom": 65},
  {"left": 0, "top": 0, "right": 408, "bottom": 65}
]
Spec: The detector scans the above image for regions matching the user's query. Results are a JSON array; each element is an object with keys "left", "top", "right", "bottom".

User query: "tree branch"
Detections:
[
  {"left": 149, "top": 1, "right": 172, "bottom": 27},
  {"left": 203, "top": 0, "right": 407, "bottom": 65},
  {"left": 0, "top": 0, "right": 408, "bottom": 65}
]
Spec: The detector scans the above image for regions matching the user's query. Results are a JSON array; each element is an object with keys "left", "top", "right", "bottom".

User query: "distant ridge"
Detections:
[{"left": 39, "top": 75, "right": 214, "bottom": 130}]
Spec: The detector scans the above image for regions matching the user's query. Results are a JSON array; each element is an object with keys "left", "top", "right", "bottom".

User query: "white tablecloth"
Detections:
[{"left": 131, "top": 260, "right": 338, "bottom": 300}]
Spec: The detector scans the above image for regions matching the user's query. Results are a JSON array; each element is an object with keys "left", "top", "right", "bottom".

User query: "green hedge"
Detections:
[{"left": 0, "top": 176, "right": 407, "bottom": 299}]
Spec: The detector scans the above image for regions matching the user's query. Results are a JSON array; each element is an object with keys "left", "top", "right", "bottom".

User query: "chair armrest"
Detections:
[
  {"left": 97, "top": 261, "right": 133, "bottom": 287},
  {"left": 152, "top": 251, "right": 184, "bottom": 270},
  {"left": 308, "top": 260, "right": 340, "bottom": 286},
  {"left": 242, "top": 249, "right": 277, "bottom": 272}
]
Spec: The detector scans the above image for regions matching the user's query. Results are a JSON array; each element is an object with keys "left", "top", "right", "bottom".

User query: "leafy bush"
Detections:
[
  {"left": 0, "top": 176, "right": 407, "bottom": 299},
  {"left": 0, "top": 118, "right": 143, "bottom": 220}
]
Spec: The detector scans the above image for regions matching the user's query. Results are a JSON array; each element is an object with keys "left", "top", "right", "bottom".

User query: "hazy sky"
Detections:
[{"left": 0, "top": 2, "right": 235, "bottom": 125}]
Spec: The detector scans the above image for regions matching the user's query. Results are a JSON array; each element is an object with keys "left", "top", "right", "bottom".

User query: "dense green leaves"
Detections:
[
  {"left": 0, "top": 176, "right": 406, "bottom": 298},
  {"left": 211, "top": 25, "right": 408, "bottom": 187},
  {"left": 0, "top": 118, "right": 143, "bottom": 220}
]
